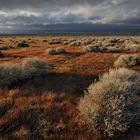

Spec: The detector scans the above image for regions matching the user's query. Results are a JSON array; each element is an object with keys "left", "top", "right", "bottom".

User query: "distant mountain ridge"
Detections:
[{"left": 0, "top": 23, "right": 140, "bottom": 35}]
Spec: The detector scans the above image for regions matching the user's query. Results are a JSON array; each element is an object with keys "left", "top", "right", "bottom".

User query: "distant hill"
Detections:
[{"left": 0, "top": 23, "right": 140, "bottom": 35}]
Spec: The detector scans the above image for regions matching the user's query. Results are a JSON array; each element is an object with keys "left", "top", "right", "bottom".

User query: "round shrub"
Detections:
[
  {"left": 0, "top": 63, "right": 23, "bottom": 87},
  {"left": 78, "top": 68, "right": 140, "bottom": 137},
  {"left": 22, "top": 57, "right": 50, "bottom": 78},
  {"left": 62, "top": 41, "right": 69, "bottom": 45},
  {"left": 70, "top": 41, "right": 81, "bottom": 46},
  {"left": 84, "top": 43, "right": 102, "bottom": 52},
  {"left": 55, "top": 48, "right": 66, "bottom": 54},
  {"left": 45, "top": 48, "right": 56, "bottom": 55},
  {"left": 48, "top": 39, "right": 61, "bottom": 45},
  {"left": 114, "top": 55, "right": 140, "bottom": 68},
  {"left": 17, "top": 41, "right": 29, "bottom": 48},
  {"left": 125, "top": 44, "right": 140, "bottom": 52}
]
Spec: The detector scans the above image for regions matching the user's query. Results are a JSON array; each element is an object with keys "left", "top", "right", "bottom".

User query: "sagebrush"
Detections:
[
  {"left": 0, "top": 57, "right": 50, "bottom": 87},
  {"left": 114, "top": 55, "right": 140, "bottom": 68},
  {"left": 22, "top": 57, "right": 51, "bottom": 78},
  {"left": 78, "top": 68, "right": 140, "bottom": 137},
  {"left": 0, "top": 63, "right": 23, "bottom": 87}
]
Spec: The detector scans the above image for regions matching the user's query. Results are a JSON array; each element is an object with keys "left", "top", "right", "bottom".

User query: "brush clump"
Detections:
[
  {"left": 0, "top": 57, "right": 51, "bottom": 88},
  {"left": 114, "top": 55, "right": 140, "bottom": 68},
  {"left": 78, "top": 68, "right": 140, "bottom": 137}
]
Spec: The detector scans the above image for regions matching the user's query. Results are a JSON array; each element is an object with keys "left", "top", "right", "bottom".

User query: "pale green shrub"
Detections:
[
  {"left": 22, "top": 57, "right": 50, "bottom": 78},
  {"left": 79, "top": 68, "right": 140, "bottom": 137},
  {"left": 114, "top": 55, "right": 140, "bottom": 68}
]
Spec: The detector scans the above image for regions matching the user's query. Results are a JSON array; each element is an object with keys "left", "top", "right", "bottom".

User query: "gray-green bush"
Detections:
[
  {"left": 114, "top": 55, "right": 140, "bottom": 68},
  {"left": 55, "top": 48, "right": 66, "bottom": 54},
  {"left": 78, "top": 68, "right": 140, "bottom": 137},
  {"left": 45, "top": 48, "right": 56, "bottom": 55},
  {"left": 0, "top": 57, "right": 50, "bottom": 87},
  {"left": 22, "top": 57, "right": 51, "bottom": 78},
  {"left": 0, "top": 63, "right": 23, "bottom": 87}
]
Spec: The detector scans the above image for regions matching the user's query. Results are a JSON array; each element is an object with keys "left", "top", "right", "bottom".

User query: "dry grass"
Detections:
[{"left": 0, "top": 97, "right": 14, "bottom": 117}]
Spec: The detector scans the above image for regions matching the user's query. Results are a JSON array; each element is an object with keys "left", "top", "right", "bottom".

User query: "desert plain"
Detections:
[{"left": 0, "top": 35, "right": 140, "bottom": 140}]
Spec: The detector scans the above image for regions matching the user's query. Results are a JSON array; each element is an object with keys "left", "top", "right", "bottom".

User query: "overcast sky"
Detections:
[{"left": 0, "top": 0, "right": 140, "bottom": 33}]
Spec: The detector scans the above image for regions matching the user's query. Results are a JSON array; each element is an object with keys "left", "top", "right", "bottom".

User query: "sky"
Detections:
[{"left": 0, "top": 0, "right": 140, "bottom": 33}]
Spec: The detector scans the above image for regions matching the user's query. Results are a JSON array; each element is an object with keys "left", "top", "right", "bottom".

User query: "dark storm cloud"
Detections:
[
  {"left": 0, "top": 0, "right": 139, "bottom": 33},
  {"left": 0, "top": 0, "right": 105, "bottom": 10}
]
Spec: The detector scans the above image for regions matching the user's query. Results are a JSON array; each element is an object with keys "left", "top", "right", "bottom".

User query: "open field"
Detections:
[{"left": 0, "top": 35, "right": 140, "bottom": 140}]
